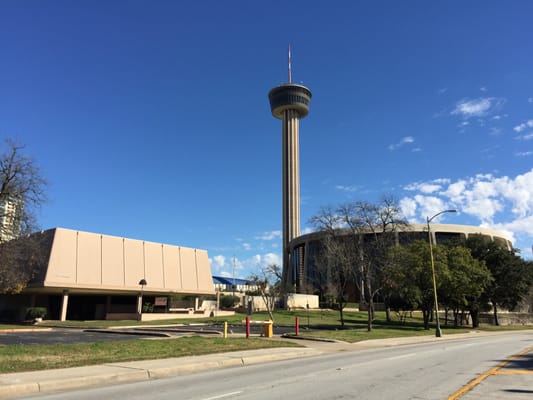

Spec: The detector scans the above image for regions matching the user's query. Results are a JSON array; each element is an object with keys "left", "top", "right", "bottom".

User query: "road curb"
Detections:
[{"left": 0, "top": 348, "right": 322, "bottom": 399}]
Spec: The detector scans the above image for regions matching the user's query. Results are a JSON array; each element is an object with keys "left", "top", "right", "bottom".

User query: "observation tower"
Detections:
[{"left": 268, "top": 46, "right": 312, "bottom": 291}]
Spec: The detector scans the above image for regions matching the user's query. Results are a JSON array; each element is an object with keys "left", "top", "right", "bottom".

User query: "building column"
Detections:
[
  {"left": 60, "top": 290, "right": 69, "bottom": 322},
  {"left": 106, "top": 296, "right": 112, "bottom": 317},
  {"left": 137, "top": 292, "right": 143, "bottom": 321}
]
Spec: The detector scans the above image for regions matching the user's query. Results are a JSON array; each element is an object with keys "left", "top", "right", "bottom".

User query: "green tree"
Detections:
[
  {"left": 384, "top": 240, "right": 448, "bottom": 330},
  {"left": 440, "top": 245, "right": 492, "bottom": 328},
  {"left": 465, "top": 236, "right": 533, "bottom": 325}
]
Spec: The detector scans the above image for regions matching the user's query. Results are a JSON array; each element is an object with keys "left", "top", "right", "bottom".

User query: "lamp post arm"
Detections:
[{"left": 428, "top": 209, "right": 457, "bottom": 224}]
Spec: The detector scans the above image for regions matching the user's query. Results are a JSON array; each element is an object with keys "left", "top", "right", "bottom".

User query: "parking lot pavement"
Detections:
[
  {"left": 0, "top": 323, "right": 303, "bottom": 346},
  {"left": 0, "top": 328, "right": 169, "bottom": 345}
]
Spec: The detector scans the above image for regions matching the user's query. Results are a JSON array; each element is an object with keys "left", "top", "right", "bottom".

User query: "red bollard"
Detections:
[
  {"left": 295, "top": 316, "right": 299, "bottom": 336},
  {"left": 245, "top": 316, "right": 250, "bottom": 338}
]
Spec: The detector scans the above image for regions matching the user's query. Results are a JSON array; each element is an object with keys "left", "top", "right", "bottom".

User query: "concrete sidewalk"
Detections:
[
  {"left": 0, "top": 346, "right": 322, "bottom": 399},
  {"left": 0, "top": 330, "right": 524, "bottom": 399}
]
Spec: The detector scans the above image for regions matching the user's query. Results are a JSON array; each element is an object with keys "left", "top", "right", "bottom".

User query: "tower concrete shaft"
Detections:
[
  {"left": 269, "top": 83, "right": 311, "bottom": 292},
  {"left": 282, "top": 108, "right": 301, "bottom": 258}
]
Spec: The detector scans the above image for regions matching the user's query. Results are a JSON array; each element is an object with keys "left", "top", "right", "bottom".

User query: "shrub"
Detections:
[
  {"left": 25, "top": 307, "right": 47, "bottom": 320},
  {"left": 220, "top": 295, "right": 240, "bottom": 309}
]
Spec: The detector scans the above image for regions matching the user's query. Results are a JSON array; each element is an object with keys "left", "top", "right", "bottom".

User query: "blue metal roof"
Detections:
[{"left": 212, "top": 276, "right": 251, "bottom": 286}]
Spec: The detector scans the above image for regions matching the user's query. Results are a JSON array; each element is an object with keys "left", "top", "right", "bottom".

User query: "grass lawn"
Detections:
[
  {"left": 2, "top": 309, "right": 530, "bottom": 373},
  {"left": 0, "top": 336, "right": 300, "bottom": 373}
]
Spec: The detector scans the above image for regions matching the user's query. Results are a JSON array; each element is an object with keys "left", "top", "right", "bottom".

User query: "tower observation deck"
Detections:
[{"left": 268, "top": 71, "right": 312, "bottom": 292}]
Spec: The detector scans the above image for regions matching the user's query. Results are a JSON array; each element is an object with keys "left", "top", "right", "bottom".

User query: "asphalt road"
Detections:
[{"left": 17, "top": 332, "right": 533, "bottom": 400}]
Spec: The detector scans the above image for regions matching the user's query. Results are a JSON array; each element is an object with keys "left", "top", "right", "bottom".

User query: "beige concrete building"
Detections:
[
  {"left": 288, "top": 223, "right": 513, "bottom": 292},
  {"left": 0, "top": 227, "right": 215, "bottom": 321}
]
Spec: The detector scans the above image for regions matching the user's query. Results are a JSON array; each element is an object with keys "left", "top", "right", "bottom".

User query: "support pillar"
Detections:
[
  {"left": 60, "top": 290, "right": 69, "bottom": 322},
  {"left": 137, "top": 292, "right": 143, "bottom": 321},
  {"left": 106, "top": 296, "right": 112, "bottom": 314}
]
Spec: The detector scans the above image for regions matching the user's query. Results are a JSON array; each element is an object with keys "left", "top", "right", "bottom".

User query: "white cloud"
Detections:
[
  {"left": 515, "top": 132, "right": 533, "bottom": 141},
  {"left": 513, "top": 119, "right": 533, "bottom": 132},
  {"left": 262, "top": 252, "right": 281, "bottom": 266},
  {"left": 516, "top": 151, "right": 533, "bottom": 157},
  {"left": 242, "top": 252, "right": 282, "bottom": 277},
  {"left": 210, "top": 255, "right": 226, "bottom": 270},
  {"left": 491, "top": 215, "right": 533, "bottom": 246},
  {"left": 404, "top": 178, "right": 449, "bottom": 194},
  {"left": 451, "top": 97, "right": 503, "bottom": 119},
  {"left": 400, "top": 169, "right": 533, "bottom": 256},
  {"left": 413, "top": 195, "right": 448, "bottom": 220},
  {"left": 257, "top": 230, "right": 281, "bottom": 240},
  {"left": 335, "top": 185, "right": 358, "bottom": 192},
  {"left": 399, "top": 197, "right": 417, "bottom": 218},
  {"left": 301, "top": 226, "right": 314, "bottom": 235},
  {"left": 389, "top": 136, "right": 415, "bottom": 151},
  {"left": 243, "top": 242, "right": 251, "bottom": 250}
]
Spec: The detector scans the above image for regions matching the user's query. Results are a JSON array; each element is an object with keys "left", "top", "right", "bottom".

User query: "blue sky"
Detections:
[{"left": 1, "top": 1, "right": 532, "bottom": 279}]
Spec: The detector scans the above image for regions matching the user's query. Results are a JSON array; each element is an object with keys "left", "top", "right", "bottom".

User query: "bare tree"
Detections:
[
  {"left": 0, "top": 139, "right": 47, "bottom": 240},
  {"left": 310, "top": 196, "right": 408, "bottom": 331},
  {"left": 340, "top": 197, "right": 408, "bottom": 331},
  {"left": 309, "top": 206, "right": 354, "bottom": 326},
  {"left": 0, "top": 139, "right": 47, "bottom": 293},
  {"left": 249, "top": 263, "right": 282, "bottom": 322}
]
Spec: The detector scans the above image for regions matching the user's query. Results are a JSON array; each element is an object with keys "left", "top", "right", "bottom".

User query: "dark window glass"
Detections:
[{"left": 435, "top": 232, "right": 465, "bottom": 244}]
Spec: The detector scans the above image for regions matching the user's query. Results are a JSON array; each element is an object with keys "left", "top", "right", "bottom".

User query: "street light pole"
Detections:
[{"left": 427, "top": 209, "right": 456, "bottom": 338}]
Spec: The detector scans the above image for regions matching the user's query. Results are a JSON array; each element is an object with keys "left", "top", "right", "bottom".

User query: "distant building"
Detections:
[
  {"left": 288, "top": 223, "right": 513, "bottom": 293},
  {"left": 0, "top": 194, "right": 23, "bottom": 242},
  {"left": 212, "top": 276, "right": 259, "bottom": 294}
]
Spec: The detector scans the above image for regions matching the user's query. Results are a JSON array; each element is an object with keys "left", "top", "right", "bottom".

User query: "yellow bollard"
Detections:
[
  {"left": 263, "top": 320, "right": 273, "bottom": 338},
  {"left": 224, "top": 321, "right": 228, "bottom": 338}
]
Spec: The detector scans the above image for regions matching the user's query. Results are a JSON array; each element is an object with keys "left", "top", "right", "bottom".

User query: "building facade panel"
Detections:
[
  {"left": 195, "top": 249, "right": 213, "bottom": 293},
  {"left": 101, "top": 235, "right": 126, "bottom": 287},
  {"left": 144, "top": 241, "right": 164, "bottom": 289},
  {"left": 162, "top": 245, "right": 181, "bottom": 290},
  {"left": 180, "top": 247, "right": 198, "bottom": 291},
  {"left": 123, "top": 238, "right": 146, "bottom": 288},
  {"left": 76, "top": 231, "right": 102, "bottom": 285},
  {"left": 45, "top": 228, "right": 77, "bottom": 285}
]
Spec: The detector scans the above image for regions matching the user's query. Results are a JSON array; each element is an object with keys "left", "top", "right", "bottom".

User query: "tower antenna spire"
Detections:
[{"left": 288, "top": 44, "right": 292, "bottom": 83}]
